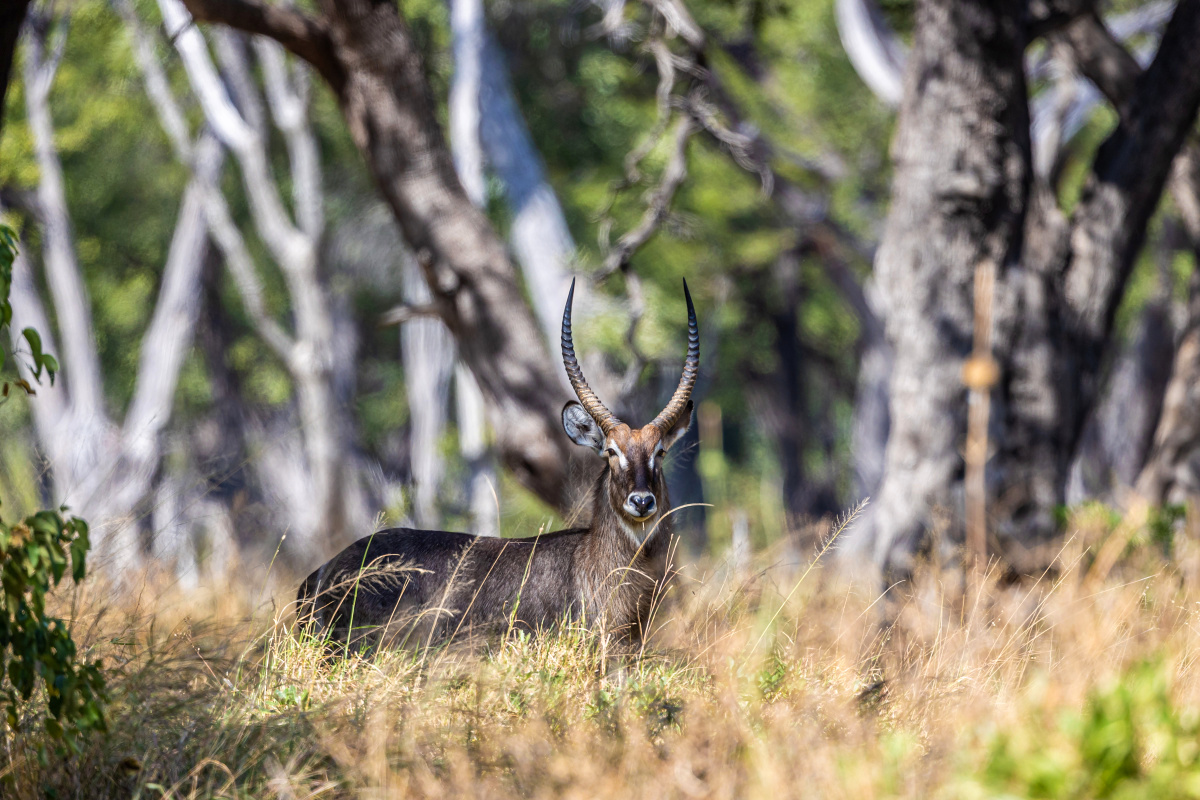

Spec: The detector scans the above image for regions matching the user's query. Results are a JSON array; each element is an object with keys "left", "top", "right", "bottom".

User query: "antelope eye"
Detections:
[{"left": 602, "top": 448, "right": 616, "bottom": 458}]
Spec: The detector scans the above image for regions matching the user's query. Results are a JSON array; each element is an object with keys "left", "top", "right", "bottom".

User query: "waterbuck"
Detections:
[{"left": 296, "top": 280, "right": 699, "bottom": 647}]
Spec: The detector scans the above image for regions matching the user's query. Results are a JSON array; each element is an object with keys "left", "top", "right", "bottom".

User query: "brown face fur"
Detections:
[
  {"left": 601, "top": 423, "right": 667, "bottom": 524},
  {"left": 562, "top": 400, "right": 693, "bottom": 529}
]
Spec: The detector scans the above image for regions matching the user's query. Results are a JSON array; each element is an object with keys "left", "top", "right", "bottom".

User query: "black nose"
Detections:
[{"left": 629, "top": 493, "right": 656, "bottom": 516}]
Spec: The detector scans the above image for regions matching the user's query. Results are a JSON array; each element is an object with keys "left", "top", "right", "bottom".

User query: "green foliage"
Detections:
[
  {"left": 0, "top": 511, "right": 106, "bottom": 754},
  {"left": 0, "top": 224, "right": 58, "bottom": 400},
  {"left": 959, "top": 660, "right": 1200, "bottom": 799},
  {"left": 0, "top": 225, "right": 105, "bottom": 758},
  {"left": 1148, "top": 504, "right": 1186, "bottom": 557}
]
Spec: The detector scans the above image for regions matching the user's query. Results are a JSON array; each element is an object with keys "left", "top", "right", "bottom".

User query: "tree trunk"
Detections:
[
  {"left": 852, "top": 0, "right": 1030, "bottom": 571},
  {"left": 846, "top": 0, "right": 1200, "bottom": 573},
  {"left": 456, "top": 363, "right": 498, "bottom": 536},
  {"left": 1066, "top": 287, "right": 1174, "bottom": 506},
  {"left": 8, "top": 16, "right": 222, "bottom": 577},
  {"left": 150, "top": 0, "right": 373, "bottom": 555},
  {"left": 400, "top": 256, "right": 455, "bottom": 528},
  {"left": 181, "top": 0, "right": 577, "bottom": 512}
]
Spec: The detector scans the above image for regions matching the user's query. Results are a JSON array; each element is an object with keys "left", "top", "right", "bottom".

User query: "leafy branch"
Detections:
[{"left": 0, "top": 223, "right": 105, "bottom": 761}]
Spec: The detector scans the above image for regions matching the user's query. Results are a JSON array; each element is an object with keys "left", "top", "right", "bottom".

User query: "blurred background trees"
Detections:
[{"left": 0, "top": 0, "right": 1197, "bottom": 584}]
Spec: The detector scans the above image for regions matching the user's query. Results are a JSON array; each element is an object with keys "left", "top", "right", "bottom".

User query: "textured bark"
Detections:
[
  {"left": 849, "top": 279, "right": 891, "bottom": 501},
  {"left": 846, "top": 0, "right": 1200, "bottom": 572},
  {"left": 1066, "top": 297, "right": 1173, "bottom": 505},
  {"left": 8, "top": 16, "right": 223, "bottom": 577},
  {"left": 852, "top": 0, "right": 1030, "bottom": 570},
  {"left": 181, "top": 0, "right": 576, "bottom": 512}
]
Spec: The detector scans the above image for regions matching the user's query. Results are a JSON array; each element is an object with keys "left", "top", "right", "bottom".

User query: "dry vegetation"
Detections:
[{"left": 7, "top": 506, "right": 1200, "bottom": 799}]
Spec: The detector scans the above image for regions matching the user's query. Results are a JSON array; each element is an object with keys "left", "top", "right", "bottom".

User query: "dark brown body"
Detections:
[
  {"left": 296, "top": 278, "right": 697, "bottom": 649},
  {"left": 296, "top": 469, "right": 671, "bottom": 647}
]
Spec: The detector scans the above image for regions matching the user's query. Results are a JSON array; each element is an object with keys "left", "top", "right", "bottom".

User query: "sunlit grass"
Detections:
[{"left": 7, "top": 506, "right": 1200, "bottom": 798}]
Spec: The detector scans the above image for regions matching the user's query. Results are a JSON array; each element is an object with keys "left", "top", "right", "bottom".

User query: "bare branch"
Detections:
[
  {"left": 114, "top": 0, "right": 192, "bottom": 162},
  {"left": 123, "top": 133, "right": 224, "bottom": 444},
  {"left": 213, "top": 29, "right": 267, "bottom": 135},
  {"left": 379, "top": 302, "right": 440, "bottom": 327},
  {"left": 22, "top": 14, "right": 105, "bottom": 418},
  {"left": 1063, "top": 0, "right": 1200, "bottom": 385},
  {"left": 255, "top": 37, "right": 324, "bottom": 238},
  {"left": 160, "top": 0, "right": 311, "bottom": 269},
  {"left": 179, "top": 0, "right": 344, "bottom": 91},
  {"left": 198, "top": 179, "right": 296, "bottom": 360},
  {"left": 123, "top": 1, "right": 296, "bottom": 361},
  {"left": 1058, "top": 6, "right": 1200, "bottom": 264},
  {"left": 834, "top": 0, "right": 904, "bottom": 107},
  {"left": 602, "top": 115, "right": 695, "bottom": 276}
]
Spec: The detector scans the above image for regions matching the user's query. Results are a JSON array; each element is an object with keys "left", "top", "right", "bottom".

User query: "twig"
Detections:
[{"left": 963, "top": 259, "right": 998, "bottom": 575}]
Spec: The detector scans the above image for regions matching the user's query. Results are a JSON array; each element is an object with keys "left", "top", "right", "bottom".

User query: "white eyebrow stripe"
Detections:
[{"left": 606, "top": 439, "right": 629, "bottom": 469}]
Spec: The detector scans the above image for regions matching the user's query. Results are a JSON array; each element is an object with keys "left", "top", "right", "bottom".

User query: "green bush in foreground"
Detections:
[
  {"left": 0, "top": 223, "right": 105, "bottom": 761},
  {"left": 961, "top": 659, "right": 1200, "bottom": 799}
]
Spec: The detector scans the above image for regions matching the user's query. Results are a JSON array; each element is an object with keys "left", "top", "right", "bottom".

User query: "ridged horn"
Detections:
[
  {"left": 562, "top": 278, "right": 621, "bottom": 434},
  {"left": 650, "top": 279, "right": 699, "bottom": 433}
]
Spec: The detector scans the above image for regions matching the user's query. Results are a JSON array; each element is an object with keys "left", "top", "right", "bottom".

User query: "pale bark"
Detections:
[
  {"left": 180, "top": 0, "right": 577, "bottom": 512},
  {"left": 448, "top": 0, "right": 487, "bottom": 208},
  {"left": 153, "top": 0, "right": 368, "bottom": 555},
  {"left": 23, "top": 17, "right": 103, "bottom": 421},
  {"left": 400, "top": 255, "right": 455, "bottom": 528},
  {"left": 9, "top": 15, "right": 220, "bottom": 577},
  {"left": 834, "top": 0, "right": 904, "bottom": 108},
  {"left": 478, "top": 32, "right": 577, "bottom": 346},
  {"left": 456, "top": 363, "right": 498, "bottom": 536}
]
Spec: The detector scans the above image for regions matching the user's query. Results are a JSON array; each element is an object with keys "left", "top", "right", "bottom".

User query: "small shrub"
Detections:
[
  {"left": 0, "top": 224, "right": 105, "bottom": 760},
  {"left": 960, "top": 659, "right": 1200, "bottom": 799}
]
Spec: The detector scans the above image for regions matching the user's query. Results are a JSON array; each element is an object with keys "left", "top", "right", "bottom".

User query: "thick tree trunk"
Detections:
[
  {"left": 846, "top": 0, "right": 1200, "bottom": 573},
  {"left": 181, "top": 0, "right": 576, "bottom": 512},
  {"left": 852, "top": 0, "right": 1030, "bottom": 571}
]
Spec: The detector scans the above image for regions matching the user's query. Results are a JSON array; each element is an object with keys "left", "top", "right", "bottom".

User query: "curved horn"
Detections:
[
  {"left": 651, "top": 279, "right": 699, "bottom": 432},
  {"left": 562, "top": 278, "right": 621, "bottom": 434}
]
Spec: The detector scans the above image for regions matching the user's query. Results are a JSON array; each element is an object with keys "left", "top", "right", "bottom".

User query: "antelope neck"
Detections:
[{"left": 582, "top": 464, "right": 670, "bottom": 561}]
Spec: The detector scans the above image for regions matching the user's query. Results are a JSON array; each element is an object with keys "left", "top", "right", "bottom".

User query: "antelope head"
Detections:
[{"left": 560, "top": 279, "right": 699, "bottom": 538}]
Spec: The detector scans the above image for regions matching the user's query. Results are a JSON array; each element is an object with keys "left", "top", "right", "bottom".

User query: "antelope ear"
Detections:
[
  {"left": 562, "top": 401, "right": 605, "bottom": 453},
  {"left": 662, "top": 400, "right": 694, "bottom": 451}
]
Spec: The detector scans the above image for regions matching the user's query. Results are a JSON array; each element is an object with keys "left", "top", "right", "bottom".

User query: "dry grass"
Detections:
[{"left": 6, "top": 508, "right": 1200, "bottom": 799}]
